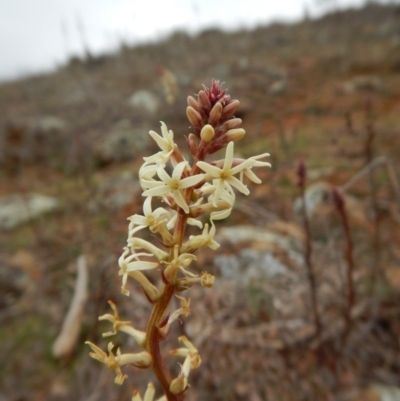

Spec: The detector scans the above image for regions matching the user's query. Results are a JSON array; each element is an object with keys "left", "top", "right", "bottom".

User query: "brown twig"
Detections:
[
  {"left": 364, "top": 100, "right": 381, "bottom": 295},
  {"left": 296, "top": 161, "right": 322, "bottom": 341},
  {"left": 332, "top": 189, "right": 355, "bottom": 345}
]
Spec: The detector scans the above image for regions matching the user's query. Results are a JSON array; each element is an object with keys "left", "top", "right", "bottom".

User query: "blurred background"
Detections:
[{"left": 1, "top": 0, "right": 400, "bottom": 400}]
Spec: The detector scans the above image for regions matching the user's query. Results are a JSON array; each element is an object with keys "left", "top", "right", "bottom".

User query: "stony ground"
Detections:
[{"left": 1, "top": 3, "right": 400, "bottom": 401}]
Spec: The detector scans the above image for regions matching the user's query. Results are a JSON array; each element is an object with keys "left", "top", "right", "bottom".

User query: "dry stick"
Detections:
[
  {"left": 364, "top": 100, "right": 381, "bottom": 295},
  {"left": 340, "top": 156, "right": 386, "bottom": 192},
  {"left": 332, "top": 189, "right": 355, "bottom": 346},
  {"left": 296, "top": 161, "right": 322, "bottom": 340},
  {"left": 344, "top": 110, "right": 357, "bottom": 137},
  {"left": 340, "top": 156, "right": 400, "bottom": 220}
]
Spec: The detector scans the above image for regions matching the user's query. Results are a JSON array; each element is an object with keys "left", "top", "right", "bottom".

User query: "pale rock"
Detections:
[
  {"left": 127, "top": 90, "right": 160, "bottom": 115},
  {"left": 89, "top": 171, "right": 141, "bottom": 212},
  {"left": 215, "top": 224, "right": 304, "bottom": 282},
  {"left": 343, "top": 75, "right": 382, "bottom": 93},
  {"left": 94, "top": 119, "right": 148, "bottom": 163},
  {"left": 0, "top": 194, "right": 60, "bottom": 230},
  {"left": 268, "top": 80, "right": 287, "bottom": 95}
]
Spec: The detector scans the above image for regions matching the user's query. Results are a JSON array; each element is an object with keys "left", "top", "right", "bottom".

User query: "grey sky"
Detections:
[{"left": 0, "top": 0, "right": 386, "bottom": 81}]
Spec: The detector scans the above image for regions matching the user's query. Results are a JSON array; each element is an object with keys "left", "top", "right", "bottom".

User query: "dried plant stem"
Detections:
[
  {"left": 300, "top": 187, "right": 322, "bottom": 340},
  {"left": 333, "top": 190, "right": 355, "bottom": 345},
  {"left": 364, "top": 103, "right": 381, "bottom": 295}
]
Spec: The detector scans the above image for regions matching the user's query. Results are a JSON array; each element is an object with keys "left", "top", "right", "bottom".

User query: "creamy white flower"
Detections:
[
  {"left": 167, "top": 211, "right": 203, "bottom": 230},
  {"left": 169, "top": 354, "right": 191, "bottom": 395},
  {"left": 162, "top": 251, "right": 198, "bottom": 279},
  {"left": 181, "top": 221, "right": 220, "bottom": 253},
  {"left": 128, "top": 197, "right": 170, "bottom": 236},
  {"left": 197, "top": 141, "right": 251, "bottom": 206},
  {"left": 240, "top": 153, "right": 271, "bottom": 184},
  {"left": 128, "top": 238, "right": 169, "bottom": 261},
  {"left": 170, "top": 335, "right": 201, "bottom": 369},
  {"left": 132, "top": 383, "right": 167, "bottom": 401},
  {"left": 99, "top": 300, "right": 146, "bottom": 346},
  {"left": 159, "top": 296, "right": 191, "bottom": 336},
  {"left": 148, "top": 122, "right": 176, "bottom": 158},
  {"left": 118, "top": 247, "right": 159, "bottom": 296},
  {"left": 208, "top": 181, "right": 236, "bottom": 220},
  {"left": 85, "top": 341, "right": 152, "bottom": 385},
  {"left": 139, "top": 163, "right": 159, "bottom": 181},
  {"left": 142, "top": 162, "right": 205, "bottom": 214}
]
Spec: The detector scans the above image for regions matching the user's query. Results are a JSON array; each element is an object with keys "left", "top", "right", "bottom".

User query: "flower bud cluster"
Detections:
[{"left": 87, "top": 80, "right": 271, "bottom": 400}]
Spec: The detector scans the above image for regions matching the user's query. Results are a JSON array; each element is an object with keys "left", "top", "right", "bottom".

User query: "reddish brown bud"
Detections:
[
  {"left": 208, "top": 102, "right": 223, "bottom": 126},
  {"left": 296, "top": 160, "right": 306, "bottom": 188},
  {"left": 224, "top": 128, "right": 245, "bottom": 142},
  {"left": 222, "top": 118, "right": 242, "bottom": 131},
  {"left": 187, "top": 95, "right": 200, "bottom": 111},
  {"left": 186, "top": 106, "right": 202, "bottom": 128},
  {"left": 198, "top": 90, "right": 212, "bottom": 115},
  {"left": 221, "top": 100, "right": 240, "bottom": 121},
  {"left": 187, "top": 133, "right": 198, "bottom": 157}
]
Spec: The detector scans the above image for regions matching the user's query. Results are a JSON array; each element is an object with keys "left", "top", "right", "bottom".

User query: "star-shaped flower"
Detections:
[
  {"left": 142, "top": 162, "right": 205, "bottom": 214},
  {"left": 181, "top": 221, "right": 220, "bottom": 253},
  {"left": 118, "top": 247, "right": 159, "bottom": 296},
  {"left": 128, "top": 197, "right": 170, "bottom": 236},
  {"left": 197, "top": 141, "right": 252, "bottom": 206},
  {"left": 85, "top": 342, "right": 152, "bottom": 385},
  {"left": 147, "top": 122, "right": 176, "bottom": 160},
  {"left": 98, "top": 300, "right": 146, "bottom": 346},
  {"left": 170, "top": 335, "right": 202, "bottom": 369},
  {"left": 240, "top": 153, "right": 271, "bottom": 184},
  {"left": 162, "top": 249, "right": 198, "bottom": 280}
]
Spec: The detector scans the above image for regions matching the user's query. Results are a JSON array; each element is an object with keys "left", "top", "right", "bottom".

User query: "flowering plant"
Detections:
[{"left": 86, "top": 80, "right": 271, "bottom": 401}]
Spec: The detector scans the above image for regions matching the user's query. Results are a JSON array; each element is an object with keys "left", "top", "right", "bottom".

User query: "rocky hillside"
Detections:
[{"left": 1, "top": 3, "right": 400, "bottom": 401}]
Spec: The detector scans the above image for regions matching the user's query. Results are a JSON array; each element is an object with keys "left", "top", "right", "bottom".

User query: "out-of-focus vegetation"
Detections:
[{"left": 1, "top": 3, "right": 400, "bottom": 400}]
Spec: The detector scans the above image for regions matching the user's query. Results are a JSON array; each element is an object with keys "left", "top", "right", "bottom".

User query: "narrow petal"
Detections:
[
  {"left": 143, "top": 197, "right": 153, "bottom": 216},
  {"left": 227, "top": 176, "right": 250, "bottom": 195},
  {"left": 179, "top": 174, "right": 205, "bottom": 189},
  {"left": 160, "top": 121, "right": 170, "bottom": 139},
  {"left": 129, "top": 215, "right": 148, "bottom": 226},
  {"left": 212, "top": 180, "right": 225, "bottom": 206},
  {"left": 143, "top": 152, "right": 169, "bottom": 165},
  {"left": 187, "top": 217, "right": 203, "bottom": 228},
  {"left": 128, "top": 225, "right": 147, "bottom": 236},
  {"left": 126, "top": 261, "right": 159, "bottom": 272},
  {"left": 211, "top": 208, "right": 232, "bottom": 220},
  {"left": 230, "top": 158, "right": 254, "bottom": 175},
  {"left": 166, "top": 213, "right": 177, "bottom": 230},
  {"left": 157, "top": 166, "right": 172, "bottom": 184},
  {"left": 243, "top": 168, "right": 262, "bottom": 184},
  {"left": 152, "top": 207, "right": 170, "bottom": 220},
  {"left": 140, "top": 179, "right": 165, "bottom": 189},
  {"left": 142, "top": 185, "right": 171, "bottom": 197},
  {"left": 144, "top": 383, "right": 156, "bottom": 401},
  {"left": 173, "top": 190, "right": 189, "bottom": 213},
  {"left": 223, "top": 142, "right": 234, "bottom": 170},
  {"left": 172, "top": 161, "right": 188, "bottom": 180},
  {"left": 196, "top": 161, "right": 221, "bottom": 177},
  {"left": 149, "top": 130, "right": 168, "bottom": 151}
]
